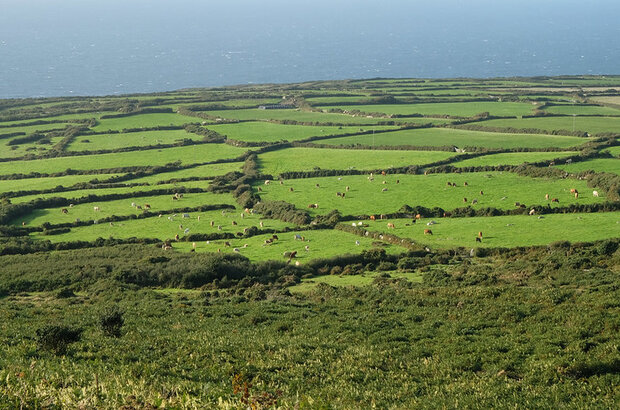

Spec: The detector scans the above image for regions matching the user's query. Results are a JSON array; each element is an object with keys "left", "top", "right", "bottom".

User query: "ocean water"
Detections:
[{"left": 0, "top": 0, "right": 618, "bottom": 98}]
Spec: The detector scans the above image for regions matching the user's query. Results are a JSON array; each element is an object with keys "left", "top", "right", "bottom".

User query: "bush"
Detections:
[
  {"left": 36, "top": 325, "right": 82, "bottom": 355},
  {"left": 100, "top": 306, "right": 124, "bottom": 337}
]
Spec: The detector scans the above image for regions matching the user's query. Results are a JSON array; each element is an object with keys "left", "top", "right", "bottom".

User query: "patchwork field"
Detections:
[
  {"left": 556, "top": 158, "right": 620, "bottom": 176},
  {"left": 67, "top": 129, "right": 201, "bottom": 151},
  {"left": 318, "top": 102, "right": 537, "bottom": 117},
  {"left": 449, "top": 151, "right": 579, "bottom": 167},
  {"left": 476, "top": 116, "right": 620, "bottom": 135},
  {"left": 318, "top": 127, "right": 588, "bottom": 149}
]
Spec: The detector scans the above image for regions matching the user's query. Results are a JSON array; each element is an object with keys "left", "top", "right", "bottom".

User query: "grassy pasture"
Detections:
[
  {"left": 288, "top": 271, "right": 423, "bottom": 292},
  {"left": 318, "top": 102, "right": 536, "bottom": 117},
  {"left": 124, "top": 162, "right": 244, "bottom": 184},
  {"left": 256, "top": 172, "right": 604, "bottom": 216},
  {"left": 318, "top": 127, "right": 588, "bottom": 149},
  {"left": 542, "top": 105, "right": 620, "bottom": 116},
  {"left": 0, "top": 174, "right": 123, "bottom": 196},
  {"left": 606, "top": 145, "right": 620, "bottom": 157},
  {"left": 173, "top": 229, "right": 405, "bottom": 262},
  {"left": 91, "top": 113, "right": 201, "bottom": 131},
  {"left": 205, "top": 122, "right": 397, "bottom": 143},
  {"left": 9, "top": 181, "right": 214, "bottom": 204},
  {"left": 556, "top": 158, "right": 620, "bottom": 176},
  {"left": 67, "top": 130, "right": 200, "bottom": 151},
  {"left": 590, "top": 96, "right": 620, "bottom": 106},
  {"left": 0, "top": 123, "right": 70, "bottom": 137},
  {"left": 16, "top": 192, "right": 236, "bottom": 227},
  {"left": 449, "top": 151, "right": 579, "bottom": 167},
  {"left": 199, "top": 109, "right": 448, "bottom": 125},
  {"left": 360, "top": 212, "right": 620, "bottom": 249},
  {"left": 0, "top": 144, "right": 246, "bottom": 176},
  {"left": 305, "top": 96, "right": 371, "bottom": 104},
  {"left": 32, "top": 209, "right": 292, "bottom": 243},
  {"left": 476, "top": 116, "right": 620, "bottom": 135},
  {"left": 0, "top": 136, "right": 64, "bottom": 158},
  {"left": 257, "top": 147, "right": 455, "bottom": 176}
]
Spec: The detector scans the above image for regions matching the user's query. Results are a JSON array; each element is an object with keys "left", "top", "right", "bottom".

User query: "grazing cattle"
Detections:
[
  {"left": 575, "top": 192, "right": 579, "bottom": 199},
  {"left": 197, "top": 216, "right": 200, "bottom": 221},
  {"left": 179, "top": 224, "right": 183, "bottom": 230},
  {"left": 519, "top": 204, "right": 526, "bottom": 209},
  {"left": 217, "top": 225, "right": 222, "bottom": 230},
  {"left": 224, "top": 241, "right": 231, "bottom": 247},
  {"left": 259, "top": 221, "right": 264, "bottom": 228},
  {"left": 551, "top": 198, "right": 559, "bottom": 203},
  {"left": 345, "top": 186, "right": 350, "bottom": 191},
  {"left": 175, "top": 193, "right": 183, "bottom": 199},
  {"left": 264, "top": 239, "right": 273, "bottom": 245},
  {"left": 144, "top": 204, "right": 151, "bottom": 210},
  {"left": 258, "top": 187, "right": 262, "bottom": 192},
  {"left": 381, "top": 171, "right": 386, "bottom": 176},
  {"left": 382, "top": 188, "right": 388, "bottom": 192},
  {"left": 570, "top": 188, "right": 578, "bottom": 194},
  {"left": 61, "top": 208, "right": 68, "bottom": 214},
  {"left": 231, "top": 221, "right": 237, "bottom": 226},
  {"left": 475, "top": 237, "right": 482, "bottom": 243},
  {"left": 233, "top": 248, "right": 240, "bottom": 253},
  {"left": 336, "top": 192, "right": 343, "bottom": 197},
  {"left": 305, "top": 245, "right": 310, "bottom": 251},
  {"left": 131, "top": 202, "right": 136, "bottom": 207},
  {"left": 479, "top": 191, "right": 484, "bottom": 195},
  {"left": 93, "top": 206, "right": 100, "bottom": 212},
  {"left": 279, "top": 180, "right": 284, "bottom": 185},
  {"left": 593, "top": 190, "right": 599, "bottom": 197},
  {"left": 22, "top": 221, "right": 26, "bottom": 226},
  {"left": 243, "top": 244, "right": 249, "bottom": 248},
  {"left": 192, "top": 242, "right": 196, "bottom": 249},
  {"left": 210, "top": 220, "right": 215, "bottom": 227},
  {"left": 172, "top": 196, "right": 178, "bottom": 200},
  {"left": 75, "top": 218, "right": 80, "bottom": 222},
  {"left": 183, "top": 213, "right": 189, "bottom": 218},
  {"left": 427, "top": 221, "right": 436, "bottom": 226},
  {"left": 158, "top": 214, "right": 163, "bottom": 218},
  {"left": 184, "top": 228, "right": 190, "bottom": 234},
  {"left": 529, "top": 209, "right": 536, "bottom": 216},
  {"left": 307, "top": 203, "right": 318, "bottom": 209},
  {"left": 69, "top": 204, "right": 74, "bottom": 208},
  {"left": 515, "top": 202, "right": 521, "bottom": 207},
  {"left": 174, "top": 234, "right": 179, "bottom": 241},
  {"left": 382, "top": 180, "right": 387, "bottom": 184},
  {"left": 236, "top": 232, "right": 244, "bottom": 237},
  {"left": 243, "top": 227, "right": 249, "bottom": 234},
  {"left": 244, "top": 208, "right": 251, "bottom": 214},
  {"left": 424, "top": 229, "right": 433, "bottom": 235},
  {"left": 289, "top": 187, "right": 294, "bottom": 192},
  {"left": 264, "top": 180, "right": 271, "bottom": 185},
  {"left": 396, "top": 180, "right": 400, "bottom": 184},
  {"left": 478, "top": 231, "right": 483, "bottom": 238},
  {"left": 272, "top": 235, "right": 279, "bottom": 240},
  {"left": 136, "top": 205, "right": 142, "bottom": 210},
  {"left": 411, "top": 219, "right": 416, "bottom": 224},
  {"left": 315, "top": 183, "right": 320, "bottom": 188},
  {"left": 463, "top": 198, "right": 468, "bottom": 203},
  {"left": 387, "top": 223, "right": 395, "bottom": 229},
  {"left": 446, "top": 182, "right": 453, "bottom": 187},
  {"left": 355, "top": 240, "right": 360, "bottom": 245},
  {"left": 415, "top": 214, "right": 422, "bottom": 220},
  {"left": 501, "top": 196, "right": 507, "bottom": 201},
  {"left": 464, "top": 182, "right": 468, "bottom": 186},
  {"left": 545, "top": 194, "right": 549, "bottom": 200},
  {"left": 370, "top": 215, "right": 376, "bottom": 221},
  {"left": 240, "top": 213, "right": 245, "bottom": 219},
  {"left": 288, "top": 251, "right": 297, "bottom": 259},
  {"left": 472, "top": 199, "right": 478, "bottom": 204},
  {"left": 294, "top": 234, "right": 303, "bottom": 240}
]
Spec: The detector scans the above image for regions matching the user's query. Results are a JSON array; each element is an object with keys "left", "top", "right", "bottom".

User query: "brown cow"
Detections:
[
  {"left": 424, "top": 229, "right": 433, "bottom": 235},
  {"left": 144, "top": 204, "right": 151, "bottom": 209},
  {"left": 308, "top": 203, "right": 318, "bottom": 208},
  {"left": 61, "top": 208, "right": 68, "bottom": 214},
  {"left": 551, "top": 198, "right": 559, "bottom": 203},
  {"left": 381, "top": 171, "right": 386, "bottom": 176},
  {"left": 570, "top": 188, "right": 578, "bottom": 194},
  {"left": 415, "top": 214, "right": 422, "bottom": 220},
  {"left": 387, "top": 223, "right": 395, "bottom": 229},
  {"left": 369, "top": 215, "right": 376, "bottom": 221},
  {"left": 478, "top": 231, "right": 483, "bottom": 238},
  {"left": 463, "top": 197, "right": 468, "bottom": 203}
]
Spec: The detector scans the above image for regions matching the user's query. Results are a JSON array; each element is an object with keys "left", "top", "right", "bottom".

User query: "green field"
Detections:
[
  {"left": 318, "top": 127, "right": 588, "bottom": 149},
  {"left": 173, "top": 229, "right": 405, "bottom": 262},
  {"left": 258, "top": 147, "right": 456, "bottom": 175},
  {"left": 556, "top": 158, "right": 620, "bottom": 176},
  {"left": 318, "top": 102, "right": 537, "bottom": 117},
  {"left": 360, "top": 212, "right": 620, "bottom": 248},
  {"left": 256, "top": 172, "right": 604, "bottom": 216},
  {"left": 0, "top": 174, "right": 123, "bottom": 195},
  {"left": 288, "top": 270, "right": 423, "bottom": 292},
  {"left": 16, "top": 191, "right": 236, "bottom": 227},
  {"left": 476, "top": 116, "right": 620, "bottom": 135},
  {"left": 32, "top": 208, "right": 293, "bottom": 243},
  {"left": 67, "top": 130, "right": 200, "bottom": 151},
  {"left": 91, "top": 113, "right": 201, "bottom": 131},
  {"left": 205, "top": 122, "right": 397, "bottom": 143},
  {"left": 542, "top": 104, "right": 620, "bottom": 116},
  {"left": 124, "top": 162, "right": 244, "bottom": 184},
  {"left": 0, "top": 143, "right": 246, "bottom": 176},
  {"left": 450, "top": 151, "right": 578, "bottom": 167},
  {"left": 0, "top": 136, "right": 64, "bottom": 158}
]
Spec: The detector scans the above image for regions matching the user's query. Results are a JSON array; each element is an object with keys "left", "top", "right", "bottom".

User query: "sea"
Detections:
[{"left": 0, "top": 0, "right": 618, "bottom": 99}]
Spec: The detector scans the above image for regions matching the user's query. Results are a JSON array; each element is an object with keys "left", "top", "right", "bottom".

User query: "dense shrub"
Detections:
[{"left": 36, "top": 325, "right": 82, "bottom": 355}]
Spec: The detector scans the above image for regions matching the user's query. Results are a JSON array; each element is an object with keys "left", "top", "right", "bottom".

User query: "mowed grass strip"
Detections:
[
  {"left": 474, "top": 116, "right": 620, "bottom": 135},
  {"left": 317, "top": 102, "right": 537, "bottom": 117},
  {"left": 256, "top": 172, "right": 605, "bottom": 216},
  {"left": 557, "top": 158, "right": 620, "bottom": 176},
  {"left": 358, "top": 212, "right": 620, "bottom": 249},
  {"left": 15, "top": 191, "right": 236, "bottom": 226},
  {"left": 450, "top": 151, "right": 578, "bottom": 167},
  {"left": 0, "top": 173, "right": 123, "bottom": 195},
  {"left": 204, "top": 122, "right": 398, "bottom": 143},
  {"left": 125, "top": 162, "right": 244, "bottom": 184},
  {"left": 173, "top": 229, "right": 405, "bottom": 262},
  {"left": 10, "top": 181, "right": 214, "bottom": 204},
  {"left": 32, "top": 209, "right": 292, "bottom": 242},
  {"left": 318, "top": 127, "right": 588, "bottom": 149},
  {"left": 0, "top": 143, "right": 246, "bottom": 176},
  {"left": 257, "top": 148, "right": 455, "bottom": 175},
  {"left": 91, "top": 113, "right": 202, "bottom": 131},
  {"left": 67, "top": 130, "right": 200, "bottom": 151}
]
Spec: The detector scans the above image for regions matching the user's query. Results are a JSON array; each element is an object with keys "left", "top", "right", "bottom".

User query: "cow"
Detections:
[
  {"left": 131, "top": 202, "right": 136, "bottom": 207},
  {"left": 464, "top": 182, "right": 469, "bottom": 186},
  {"left": 224, "top": 241, "right": 231, "bottom": 247},
  {"left": 515, "top": 202, "right": 521, "bottom": 207},
  {"left": 478, "top": 231, "right": 483, "bottom": 238},
  {"left": 345, "top": 186, "right": 350, "bottom": 191},
  {"left": 280, "top": 180, "right": 284, "bottom": 185},
  {"left": 22, "top": 221, "right": 26, "bottom": 226},
  {"left": 264, "top": 239, "right": 273, "bottom": 245},
  {"left": 174, "top": 234, "right": 179, "bottom": 241},
  {"left": 475, "top": 237, "right": 482, "bottom": 243},
  {"left": 479, "top": 191, "right": 484, "bottom": 195},
  {"left": 415, "top": 214, "right": 422, "bottom": 220},
  {"left": 447, "top": 182, "right": 453, "bottom": 187},
  {"left": 289, "top": 187, "right": 294, "bottom": 192},
  {"left": 472, "top": 199, "right": 478, "bottom": 204},
  {"left": 336, "top": 192, "right": 344, "bottom": 197},
  {"left": 294, "top": 234, "right": 303, "bottom": 240},
  {"left": 136, "top": 205, "right": 142, "bottom": 210},
  {"left": 197, "top": 216, "right": 201, "bottom": 221},
  {"left": 264, "top": 180, "right": 271, "bottom": 185},
  {"left": 443, "top": 212, "right": 451, "bottom": 217},
  {"left": 463, "top": 197, "right": 468, "bottom": 203},
  {"left": 69, "top": 204, "right": 74, "bottom": 208},
  {"left": 382, "top": 180, "right": 387, "bottom": 185},
  {"left": 210, "top": 220, "right": 215, "bottom": 227},
  {"left": 551, "top": 198, "right": 559, "bottom": 203},
  {"left": 355, "top": 240, "right": 360, "bottom": 245},
  {"left": 369, "top": 215, "right": 376, "bottom": 221},
  {"left": 236, "top": 232, "right": 244, "bottom": 237},
  {"left": 233, "top": 248, "right": 240, "bottom": 253},
  {"left": 192, "top": 242, "right": 196, "bottom": 249},
  {"left": 574, "top": 192, "right": 579, "bottom": 199},
  {"left": 258, "top": 187, "right": 262, "bottom": 192},
  {"left": 593, "top": 190, "right": 599, "bottom": 197},
  {"left": 184, "top": 228, "right": 190, "bottom": 234},
  {"left": 272, "top": 235, "right": 279, "bottom": 240},
  {"left": 259, "top": 221, "right": 264, "bottom": 228},
  {"left": 144, "top": 204, "right": 151, "bottom": 210},
  {"left": 570, "top": 188, "right": 578, "bottom": 194},
  {"left": 381, "top": 171, "right": 386, "bottom": 176},
  {"left": 424, "top": 229, "right": 433, "bottom": 235},
  {"left": 305, "top": 245, "right": 310, "bottom": 251},
  {"left": 61, "top": 208, "right": 68, "bottom": 214},
  {"left": 217, "top": 225, "right": 222, "bottom": 230},
  {"left": 382, "top": 188, "right": 388, "bottom": 192},
  {"left": 172, "top": 196, "right": 178, "bottom": 200},
  {"left": 396, "top": 180, "right": 400, "bottom": 184},
  {"left": 387, "top": 223, "right": 395, "bottom": 229},
  {"left": 308, "top": 203, "right": 318, "bottom": 208},
  {"left": 231, "top": 221, "right": 237, "bottom": 226},
  {"left": 240, "top": 213, "right": 245, "bottom": 219},
  {"left": 93, "top": 206, "right": 100, "bottom": 212},
  {"left": 545, "top": 194, "right": 549, "bottom": 200},
  {"left": 315, "top": 183, "right": 320, "bottom": 188},
  {"left": 529, "top": 208, "right": 536, "bottom": 216},
  {"left": 183, "top": 213, "right": 190, "bottom": 218}
]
